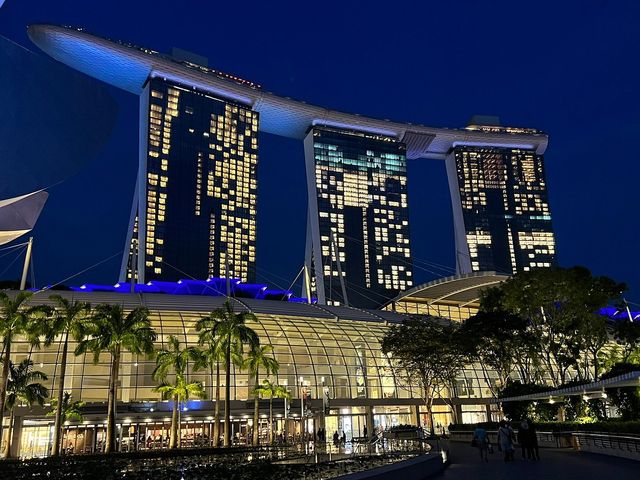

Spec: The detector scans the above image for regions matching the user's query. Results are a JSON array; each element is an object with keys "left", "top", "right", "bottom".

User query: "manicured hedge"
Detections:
[{"left": 449, "top": 421, "right": 640, "bottom": 434}]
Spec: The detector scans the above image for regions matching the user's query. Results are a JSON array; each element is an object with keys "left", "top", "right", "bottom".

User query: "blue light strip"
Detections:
[{"left": 70, "top": 277, "right": 314, "bottom": 303}]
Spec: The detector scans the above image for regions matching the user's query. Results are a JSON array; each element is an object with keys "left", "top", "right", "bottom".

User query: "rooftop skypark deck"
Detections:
[{"left": 28, "top": 24, "right": 548, "bottom": 160}]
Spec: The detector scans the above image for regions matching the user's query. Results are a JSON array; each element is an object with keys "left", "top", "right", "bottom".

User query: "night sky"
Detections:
[{"left": 1, "top": 0, "right": 638, "bottom": 304}]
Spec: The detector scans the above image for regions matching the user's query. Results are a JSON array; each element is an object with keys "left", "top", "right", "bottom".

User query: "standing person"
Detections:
[
  {"left": 333, "top": 431, "right": 339, "bottom": 446},
  {"left": 363, "top": 425, "right": 368, "bottom": 438},
  {"left": 497, "top": 421, "right": 515, "bottom": 462},
  {"left": 472, "top": 425, "right": 489, "bottom": 462},
  {"left": 517, "top": 419, "right": 530, "bottom": 459},
  {"left": 341, "top": 430, "right": 346, "bottom": 445},
  {"left": 526, "top": 419, "right": 540, "bottom": 460}
]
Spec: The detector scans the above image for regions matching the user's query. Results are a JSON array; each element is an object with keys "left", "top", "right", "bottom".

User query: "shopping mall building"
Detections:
[{"left": 5, "top": 273, "right": 505, "bottom": 457}]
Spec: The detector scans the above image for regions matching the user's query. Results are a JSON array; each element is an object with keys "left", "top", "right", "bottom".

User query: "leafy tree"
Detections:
[
  {"left": 44, "top": 295, "right": 91, "bottom": 456},
  {"left": 3, "top": 359, "right": 48, "bottom": 458},
  {"left": 76, "top": 305, "right": 156, "bottom": 453},
  {"left": 207, "top": 301, "right": 258, "bottom": 446},
  {"left": 244, "top": 344, "right": 278, "bottom": 445},
  {"left": 381, "top": 316, "right": 467, "bottom": 432},
  {"left": 0, "top": 291, "right": 48, "bottom": 448},
  {"left": 613, "top": 320, "right": 640, "bottom": 364},
  {"left": 153, "top": 335, "right": 204, "bottom": 449},
  {"left": 460, "top": 307, "right": 534, "bottom": 394},
  {"left": 602, "top": 362, "right": 640, "bottom": 421},
  {"left": 489, "top": 267, "right": 625, "bottom": 386}
]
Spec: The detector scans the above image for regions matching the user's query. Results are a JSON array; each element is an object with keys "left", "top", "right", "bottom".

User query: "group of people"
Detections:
[
  {"left": 332, "top": 430, "right": 347, "bottom": 446},
  {"left": 473, "top": 419, "right": 540, "bottom": 463}
]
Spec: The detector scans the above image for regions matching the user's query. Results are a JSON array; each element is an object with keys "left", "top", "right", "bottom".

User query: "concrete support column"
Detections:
[
  {"left": 10, "top": 416, "right": 23, "bottom": 458},
  {"left": 365, "top": 406, "right": 375, "bottom": 435}
]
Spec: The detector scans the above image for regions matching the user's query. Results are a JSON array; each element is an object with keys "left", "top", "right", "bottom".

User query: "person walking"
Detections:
[
  {"left": 497, "top": 421, "right": 515, "bottom": 462},
  {"left": 526, "top": 419, "right": 540, "bottom": 460},
  {"left": 472, "top": 425, "right": 489, "bottom": 462},
  {"left": 517, "top": 419, "right": 530, "bottom": 459}
]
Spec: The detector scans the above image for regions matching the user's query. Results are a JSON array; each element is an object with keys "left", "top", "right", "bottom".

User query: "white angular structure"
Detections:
[{"left": 0, "top": 190, "right": 48, "bottom": 245}]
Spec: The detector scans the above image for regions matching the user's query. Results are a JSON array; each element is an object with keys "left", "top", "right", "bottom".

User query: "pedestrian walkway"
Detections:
[{"left": 439, "top": 443, "right": 638, "bottom": 480}]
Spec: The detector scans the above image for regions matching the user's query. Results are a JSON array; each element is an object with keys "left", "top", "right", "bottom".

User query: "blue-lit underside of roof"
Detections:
[
  {"left": 68, "top": 278, "right": 314, "bottom": 303},
  {"left": 599, "top": 307, "right": 640, "bottom": 322}
]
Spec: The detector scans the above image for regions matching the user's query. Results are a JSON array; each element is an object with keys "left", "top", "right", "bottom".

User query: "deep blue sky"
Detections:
[{"left": 1, "top": 0, "right": 638, "bottom": 304}]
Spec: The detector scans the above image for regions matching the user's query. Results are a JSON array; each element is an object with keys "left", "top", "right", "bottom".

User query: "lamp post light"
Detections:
[{"left": 299, "top": 376, "right": 305, "bottom": 444}]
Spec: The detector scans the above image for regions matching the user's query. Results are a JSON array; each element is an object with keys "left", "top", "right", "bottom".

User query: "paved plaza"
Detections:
[{"left": 440, "top": 444, "right": 638, "bottom": 480}]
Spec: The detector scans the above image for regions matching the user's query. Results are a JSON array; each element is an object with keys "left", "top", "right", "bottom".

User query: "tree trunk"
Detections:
[
  {"left": 169, "top": 394, "right": 178, "bottom": 449},
  {"left": 224, "top": 337, "right": 231, "bottom": 447},
  {"left": 269, "top": 397, "right": 273, "bottom": 444},
  {"left": 51, "top": 331, "right": 69, "bottom": 457},
  {"left": 0, "top": 338, "right": 12, "bottom": 448},
  {"left": 2, "top": 410, "right": 14, "bottom": 459},
  {"left": 252, "top": 370, "right": 259, "bottom": 446},
  {"left": 105, "top": 346, "right": 120, "bottom": 454},
  {"left": 213, "top": 361, "right": 220, "bottom": 447}
]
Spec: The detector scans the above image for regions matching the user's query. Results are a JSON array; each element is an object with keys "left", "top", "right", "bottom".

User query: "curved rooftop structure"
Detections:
[
  {"left": 382, "top": 271, "right": 509, "bottom": 321},
  {"left": 27, "top": 24, "right": 548, "bottom": 160},
  {"left": 0, "top": 190, "right": 48, "bottom": 245}
]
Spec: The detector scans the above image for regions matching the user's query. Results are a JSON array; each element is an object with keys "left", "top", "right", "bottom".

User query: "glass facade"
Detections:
[
  {"left": 451, "top": 145, "right": 556, "bottom": 274},
  {"left": 3, "top": 293, "right": 501, "bottom": 457},
  {"left": 124, "top": 78, "right": 258, "bottom": 283},
  {"left": 389, "top": 300, "right": 478, "bottom": 323},
  {"left": 304, "top": 127, "right": 413, "bottom": 308},
  {"left": 16, "top": 307, "right": 413, "bottom": 404}
]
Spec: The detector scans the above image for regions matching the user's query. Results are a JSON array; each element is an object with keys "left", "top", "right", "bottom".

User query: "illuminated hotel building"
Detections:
[
  {"left": 446, "top": 118, "right": 556, "bottom": 274},
  {"left": 303, "top": 127, "right": 413, "bottom": 308},
  {"left": 120, "top": 79, "right": 258, "bottom": 284},
  {"left": 29, "top": 25, "right": 551, "bottom": 285}
]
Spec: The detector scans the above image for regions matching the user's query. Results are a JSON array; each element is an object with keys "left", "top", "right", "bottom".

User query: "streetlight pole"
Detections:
[{"left": 299, "top": 376, "right": 305, "bottom": 445}]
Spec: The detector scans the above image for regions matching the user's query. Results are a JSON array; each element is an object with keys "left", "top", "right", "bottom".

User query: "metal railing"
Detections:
[{"left": 573, "top": 432, "right": 640, "bottom": 455}]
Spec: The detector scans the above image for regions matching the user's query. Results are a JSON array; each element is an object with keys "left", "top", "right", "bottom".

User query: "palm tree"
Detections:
[
  {"left": 152, "top": 335, "right": 204, "bottom": 449},
  {"left": 3, "top": 358, "right": 48, "bottom": 458},
  {"left": 76, "top": 304, "right": 156, "bottom": 454},
  {"left": 0, "top": 291, "right": 48, "bottom": 448},
  {"left": 207, "top": 301, "right": 258, "bottom": 447},
  {"left": 154, "top": 375, "right": 206, "bottom": 449},
  {"left": 194, "top": 318, "right": 221, "bottom": 448},
  {"left": 44, "top": 295, "right": 91, "bottom": 456},
  {"left": 46, "top": 391, "right": 84, "bottom": 455},
  {"left": 244, "top": 344, "right": 278, "bottom": 445},
  {"left": 254, "top": 380, "right": 290, "bottom": 444},
  {"left": 273, "top": 384, "right": 292, "bottom": 443}
]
